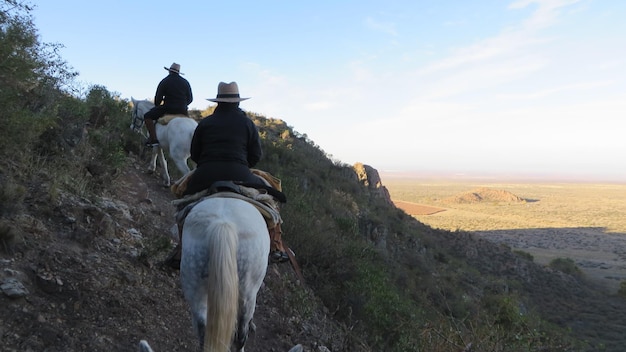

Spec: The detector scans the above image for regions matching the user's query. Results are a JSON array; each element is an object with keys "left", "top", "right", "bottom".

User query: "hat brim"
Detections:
[
  {"left": 164, "top": 67, "right": 183, "bottom": 75},
  {"left": 206, "top": 97, "right": 250, "bottom": 103}
]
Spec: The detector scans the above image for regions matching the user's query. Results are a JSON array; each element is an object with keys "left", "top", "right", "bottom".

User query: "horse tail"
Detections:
[{"left": 204, "top": 220, "right": 239, "bottom": 352}]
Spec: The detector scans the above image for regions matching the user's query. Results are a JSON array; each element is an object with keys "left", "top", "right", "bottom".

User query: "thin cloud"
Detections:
[
  {"left": 416, "top": 30, "right": 551, "bottom": 75},
  {"left": 417, "top": 54, "right": 548, "bottom": 101},
  {"left": 408, "top": 1, "right": 588, "bottom": 103},
  {"left": 364, "top": 17, "right": 398, "bottom": 36},
  {"left": 497, "top": 80, "right": 614, "bottom": 100},
  {"left": 589, "top": 59, "right": 624, "bottom": 71},
  {"left": 417, "top": 0, "right": 582, "bottom": 76},
  {"left": 510, "top": 0, "right": 583, "bottom": 30}
]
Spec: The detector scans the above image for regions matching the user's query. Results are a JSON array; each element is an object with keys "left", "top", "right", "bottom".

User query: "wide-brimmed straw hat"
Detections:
[
  {"left": 206, "top": 81, "right": 250, "bottom": 103},
  {"left": 164, "top": 62, "right": 183, "bottom": 75}
]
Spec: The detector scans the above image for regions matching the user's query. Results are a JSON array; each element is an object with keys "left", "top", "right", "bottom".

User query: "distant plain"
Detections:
[{"left": 383, "top": 176, "right": 626, "bottom": 294}]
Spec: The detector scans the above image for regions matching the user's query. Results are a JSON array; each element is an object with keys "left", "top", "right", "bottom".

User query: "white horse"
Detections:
[
  {"left": 179, "top": 196, "right": 270, "bottom": 352},
  {"left": 130, "top": 97, "right": 198, "bottom": 186}
]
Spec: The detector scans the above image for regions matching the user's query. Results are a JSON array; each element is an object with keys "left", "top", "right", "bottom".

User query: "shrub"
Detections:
[
  {"left": 514, "top": 250, "right": 534, "bottom": 261},
  {"left": 0, "top": 1, "right": 77, "bottom": 163},
  {"left": 549, "top": 257, "right": 583, "bottom": 277}
]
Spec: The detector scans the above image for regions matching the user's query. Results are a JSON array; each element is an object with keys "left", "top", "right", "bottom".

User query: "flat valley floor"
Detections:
[{"left": 384, "top": 178, "right": 626, "bottom": 294}]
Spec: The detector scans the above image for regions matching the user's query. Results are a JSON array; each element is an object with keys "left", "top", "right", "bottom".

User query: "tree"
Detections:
[{"left": 0, "top": 0, "right": 77, "bottom": 158}]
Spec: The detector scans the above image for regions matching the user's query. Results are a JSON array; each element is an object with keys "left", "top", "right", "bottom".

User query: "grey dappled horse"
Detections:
[
  {"left": 130, "top": 98, "right": 197, "bottom": 186},
  {"left": 147, "top": 196, "right": 270, "bottom": 352}
]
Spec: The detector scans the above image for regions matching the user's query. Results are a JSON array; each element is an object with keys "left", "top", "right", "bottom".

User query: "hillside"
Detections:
[{"left": 3, "top": 134, "right": 626, "bottom": 351}]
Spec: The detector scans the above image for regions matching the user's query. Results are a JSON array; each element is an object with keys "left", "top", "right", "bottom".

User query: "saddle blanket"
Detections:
[
  {"left": 157, "top": 114, "right": 190, "bottom": 125},
  {"left": 170, "top": 169, "right": 284, "bottom": 229}
]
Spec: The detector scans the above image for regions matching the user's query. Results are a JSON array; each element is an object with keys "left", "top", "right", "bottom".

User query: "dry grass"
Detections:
[
  {"left": 383, "top": 178, "right": 626, "bottom": 233},
  {"left": 383, "top": 177, "right": 626, "bottom": 293}
]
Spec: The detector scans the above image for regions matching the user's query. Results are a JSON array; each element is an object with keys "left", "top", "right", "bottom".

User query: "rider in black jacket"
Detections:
[
  {"left": 183, "top": 82, "right": 263, "bottom": 195},
  {"left": 164, "top": 82, "right": 290, "bottom": 268},
  {"left": 144, "top": 63, "right": 193, "bottom": 146}
]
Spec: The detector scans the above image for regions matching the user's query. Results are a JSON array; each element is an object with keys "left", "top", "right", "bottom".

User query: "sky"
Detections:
[{"left": 32, "top": 0, "right": 626, "bottom": 182}]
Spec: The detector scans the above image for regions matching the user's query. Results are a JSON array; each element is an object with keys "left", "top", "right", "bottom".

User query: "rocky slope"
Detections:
[{"left": 0, "top": 156, "right": 347, "bottom": 352}]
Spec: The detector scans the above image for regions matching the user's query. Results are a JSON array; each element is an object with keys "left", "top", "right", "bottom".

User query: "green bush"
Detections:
[
  {"left": 549, "top": 257, "right": 583, "bottom": 277},
  {"left": 0, "top": 1, "right": 77, "bottom": 163},
  {"left": 514, "top": 250, "right": 534, "bottom": 261}
]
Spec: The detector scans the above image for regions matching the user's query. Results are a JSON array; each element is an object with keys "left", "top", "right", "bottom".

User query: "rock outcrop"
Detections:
[{"left": 353, "top": 163, "right": 392, "bottom": 205}]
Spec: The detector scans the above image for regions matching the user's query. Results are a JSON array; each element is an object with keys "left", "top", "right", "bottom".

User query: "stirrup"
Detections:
[
  {"left": 270, "top": 250, "right": 289, "bottom": 263},
  {"left": 145, "top": 139, "right": 159, "bottom": 147}
]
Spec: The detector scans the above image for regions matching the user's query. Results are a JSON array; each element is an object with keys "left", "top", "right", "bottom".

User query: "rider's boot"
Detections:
[
  {"left": 144, "top": 119, "right": 159, "bottom": 146},
  {"left": 269, "top": 223, "right": 289, "bottom": 263}
]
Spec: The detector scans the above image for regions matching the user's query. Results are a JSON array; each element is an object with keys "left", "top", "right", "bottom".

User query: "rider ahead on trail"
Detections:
[{"left": 144, "top": 62, "right": 193, "bottom": 147}]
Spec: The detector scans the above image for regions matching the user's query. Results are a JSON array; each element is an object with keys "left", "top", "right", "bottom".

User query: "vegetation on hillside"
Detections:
[{"left": 4, "top": 1, "right": 623, "bottom": 351}]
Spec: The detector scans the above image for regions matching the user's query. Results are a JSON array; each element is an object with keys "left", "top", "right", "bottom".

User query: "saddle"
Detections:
[
  {"left": 170, "top": 169, "right": 286, "bottom": 206},
  {"left": 171, "top": 169, "right": 290, "bottom": 258},
  {"left": 172, "top": 180, "right": 283, "bottom": 229}
]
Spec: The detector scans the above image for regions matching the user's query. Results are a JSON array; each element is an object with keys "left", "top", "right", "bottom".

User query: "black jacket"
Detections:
[
  {"left": 190, "top": 104, "right": 262, "bottom": 167},
  {"left": 183, "top": 104, "right": 263, "bottom": 196},
  {"left": 154, "top": 73, "right": 193, "bottom": 110}
]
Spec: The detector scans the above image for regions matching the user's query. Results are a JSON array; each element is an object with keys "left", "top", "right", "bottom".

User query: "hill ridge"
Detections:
[{"left": 444, "top": 187, "right": 526, "bottom": 204}]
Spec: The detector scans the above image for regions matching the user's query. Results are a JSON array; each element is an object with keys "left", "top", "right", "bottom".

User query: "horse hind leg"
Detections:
[
  {"left": 181, "top": 246, "right": 209, "bottom": 349},
  {"left": 172, "top": 156, "right": 191, "bottom": 176},
  {"left": 234, "top": 298, "right": 258, "bottom": 352},
  {"left": 156, "top": 148, "right": 171, "bottom": 186},
  {"left": 194, "top": 313, "right": 206, "bottom": 350},
  {"left": 184, "top": 276, "right": 208, "bottom": 348},
  {"left": 148, "top": 146, "right": 158, "bottom": 173},
  {"left": 168, "top": 144, "right": 192, "bottom": 181},
  {"left": 234, "top": 318, "right": 249, "bottom": 352},
  {"left": 181, "top": 292, "right": 207, "bottom": 350}
]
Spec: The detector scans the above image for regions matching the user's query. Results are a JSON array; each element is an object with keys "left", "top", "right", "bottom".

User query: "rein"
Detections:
[
  {"left": 131, "top": 109, "right": 145, "bottom": 130},
  {"left": 130, "top": 105, "right": 148, "bottom": 139}
]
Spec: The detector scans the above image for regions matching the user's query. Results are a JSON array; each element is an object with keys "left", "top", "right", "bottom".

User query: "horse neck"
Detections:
[{"left": 140, "top": 101, "right": 155, "bottom": 114}]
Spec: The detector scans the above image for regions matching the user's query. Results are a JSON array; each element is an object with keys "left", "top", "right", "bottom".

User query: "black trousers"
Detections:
[
  {"left": 183, "top": 161, "right": 264, "bottom": 196},
  {"left": 144, "top": 105, "right": 188, "bottom": 120}
]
